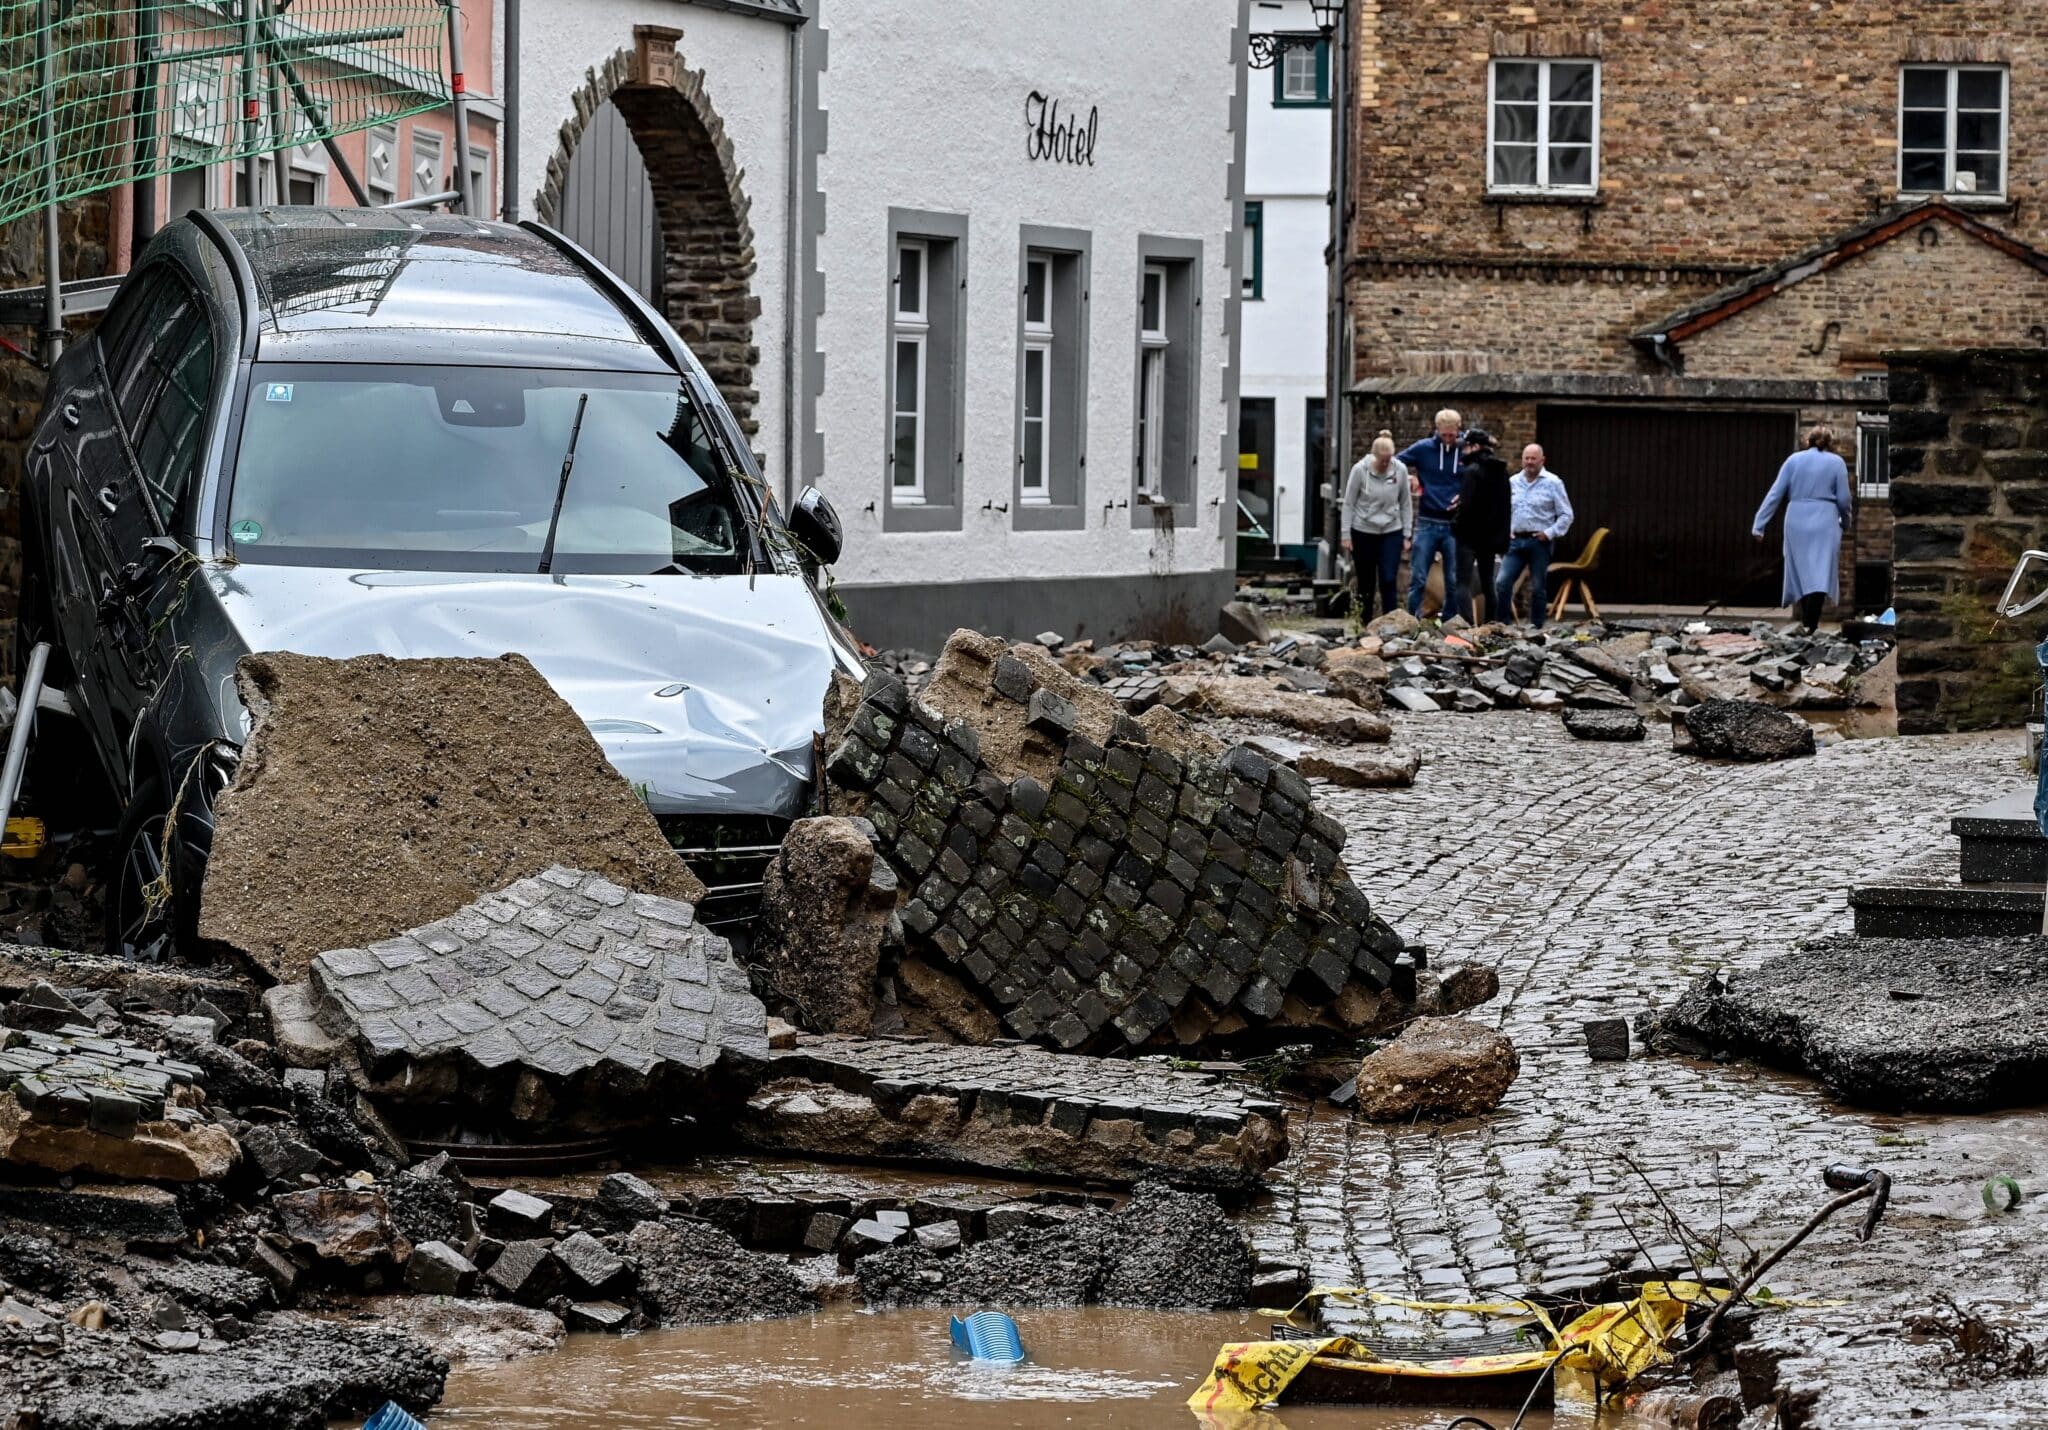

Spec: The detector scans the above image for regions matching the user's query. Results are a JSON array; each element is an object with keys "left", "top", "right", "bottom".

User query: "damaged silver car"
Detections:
[{"left": 18, "top": 207, "right": 858, "bottom": 954}]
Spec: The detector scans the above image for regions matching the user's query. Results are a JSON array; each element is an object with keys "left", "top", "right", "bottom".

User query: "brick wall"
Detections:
[
  {"left": 1345, "top": 4, "right": 2048, "bottom": 388},
  {"left": 1888, "top": 348, "right": 2048, "bottom": 733},
  {"left": 1350, "top": 6, "right": 2045, "bottom": 267}
]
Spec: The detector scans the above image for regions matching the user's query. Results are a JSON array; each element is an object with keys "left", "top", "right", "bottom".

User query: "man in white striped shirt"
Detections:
[{"left": 1493, "top": 444, "right": 1574, "bottom": 629}]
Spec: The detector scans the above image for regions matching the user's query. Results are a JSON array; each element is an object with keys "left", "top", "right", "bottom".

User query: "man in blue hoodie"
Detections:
[{"left": 1396, "top": 409, "right": 1466, "bottom": 618}]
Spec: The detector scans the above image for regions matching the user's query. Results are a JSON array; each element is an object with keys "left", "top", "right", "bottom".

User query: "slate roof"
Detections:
[{"left": 1634, "top": 199, "right": 2048, "bottom": 348}]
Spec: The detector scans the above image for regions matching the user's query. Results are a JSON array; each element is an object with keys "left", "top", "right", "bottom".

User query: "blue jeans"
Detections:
[
  {"left": 1495, "top": 536, "right": 1553, "bottom": 628},
  {"left": 1406, "top": 517, "right": 1459, "bottom": 618}
]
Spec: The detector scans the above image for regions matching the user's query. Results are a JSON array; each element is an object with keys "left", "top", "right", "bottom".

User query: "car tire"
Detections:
[{"left": 104, "top": 773, "right": 199, "bottom": 959}]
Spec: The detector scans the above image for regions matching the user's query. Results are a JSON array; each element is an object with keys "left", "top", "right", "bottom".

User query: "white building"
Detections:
[
  {"left": 1239, "top": 0, "right": 1335, "bottom": 571},
  {"left": 503, "top": 0, "right": 1249, "bottom": 652}
]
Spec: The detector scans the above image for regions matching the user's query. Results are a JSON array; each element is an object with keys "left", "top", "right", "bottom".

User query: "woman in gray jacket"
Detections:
[{"left": 1341, "top": 431, "right": 1413, "bottom": 622}]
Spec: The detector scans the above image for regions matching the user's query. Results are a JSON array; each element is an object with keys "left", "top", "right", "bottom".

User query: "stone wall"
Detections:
[
  {"left": 1888, "top": 349, "right": 2048, "bottom": 733},
  {"left": 0, "top": 197, "right": 114, "bottom": 681}
]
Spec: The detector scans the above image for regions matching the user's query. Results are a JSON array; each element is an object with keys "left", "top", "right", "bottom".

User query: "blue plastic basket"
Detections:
[
  {"left": 949, "top": 1310, "right": 1026, "bottom": 1364},
  {"left": 362, "top": 1404, "right": 427, "bottom": 1430}
]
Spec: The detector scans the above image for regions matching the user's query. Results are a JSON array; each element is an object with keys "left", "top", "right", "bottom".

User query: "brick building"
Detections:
[{"left": 1343, "top": 3, "right": 2048, "bottom": 612}]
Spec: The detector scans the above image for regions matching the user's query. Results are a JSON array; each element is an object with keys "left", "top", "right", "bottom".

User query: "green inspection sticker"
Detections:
[{"left": 230, "top": 518, "right": 262, "bottom": 544}]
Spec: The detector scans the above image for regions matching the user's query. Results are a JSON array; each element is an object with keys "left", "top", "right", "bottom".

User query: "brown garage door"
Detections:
[{"left": 1535, "top": 406, "right": 1800, "bottom": 608}]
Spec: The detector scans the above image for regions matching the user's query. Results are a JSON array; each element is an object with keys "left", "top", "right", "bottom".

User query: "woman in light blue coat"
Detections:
[{"left": 1752, "top": 425, "right": 1854, "bottom": 632}]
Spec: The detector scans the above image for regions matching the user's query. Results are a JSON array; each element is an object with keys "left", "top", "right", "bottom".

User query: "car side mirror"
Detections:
[{"left": 787, "top": 485, "right": 843, "bottom": 568}]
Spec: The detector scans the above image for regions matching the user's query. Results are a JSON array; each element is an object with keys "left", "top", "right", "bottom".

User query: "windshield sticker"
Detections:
[
  {"left": 264, "top": 382, "right": 293, "bottom": 402},
  {"left": 230, "top": 518, "right": 263, "bottom": 544}
]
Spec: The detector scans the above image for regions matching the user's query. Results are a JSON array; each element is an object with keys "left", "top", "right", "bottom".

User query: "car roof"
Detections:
[{"left": 202, "top": 207, "right": 675, "bottom": 371}]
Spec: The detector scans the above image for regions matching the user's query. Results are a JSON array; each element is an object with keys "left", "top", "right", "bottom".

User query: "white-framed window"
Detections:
[
  {"left": 1900, "top": 65, "right": 2007, "bottom": 197},
  {"left": 891, "top": 238, "right": 929, "bottom": 503},
  {"left": 1137, "top": 265, "right": 1168, "bottom": 499},
  {"left": 366, "top": 124, "right": 398, "bottom": 204},
  {"left": 1856, "top": 415, "right": 1890, "bottom": 501},
  {"left": 1487, "top": 59, "right": 1599, "bottom": 195},
  {"left": 1020, "top": 254, "right": 1053, "bottom": 504},
  {"left": 409, "top": 128, "right": 444, "bottom": 201},
  {"left": 1277, "top": 38, "right": 1330, "bottom": 106}
]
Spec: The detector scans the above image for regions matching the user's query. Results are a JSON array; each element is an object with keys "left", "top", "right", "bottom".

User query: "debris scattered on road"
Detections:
[{"left": 1352, "top": 1015, "right": 1521, "bottom": 1121}]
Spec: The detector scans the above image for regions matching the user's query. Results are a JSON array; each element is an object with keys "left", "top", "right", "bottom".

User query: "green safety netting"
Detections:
[{"left": 0, "top": 0, "right": 451, "bottom": 230}]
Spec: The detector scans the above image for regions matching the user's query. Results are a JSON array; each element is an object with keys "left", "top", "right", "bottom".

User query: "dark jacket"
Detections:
[
  {"left": 1453, "top": 453, "right": 1512, "bottom": 554},
  {"left": 1395, "top": 435, "right": 1465, "bottom": 521}
]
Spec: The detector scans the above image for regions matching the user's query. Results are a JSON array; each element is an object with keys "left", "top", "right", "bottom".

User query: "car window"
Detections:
[
  {"left": 130, "top": 306, "right": 216, "bottom": 530},
  {"left": 95, "top": 266, "right": 167, "bottom": 395},
  {"left": 226, "top": 364, "right": 750, "bottom": 574},
  {"left": 105, "top": 270, "right": 201, "bottom": 435}
]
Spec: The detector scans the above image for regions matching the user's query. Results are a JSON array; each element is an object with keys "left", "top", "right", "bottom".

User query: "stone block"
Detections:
[
  {"left": 1583, "top": 1018, "right": 1631, "bottom": 1061},
  {"left": 484, "top": 1238, "right": 563, "bottom": 1305},
  {"left": 404, "top": 1240, "right": 478, "bottom": 1296},
  {"left": 486, "top": 1189, "right": 554, "bottom": 1238},
  {"left": 594, "top": 1172, "right": 669, "bottom": 1227},
  {"left": 552, "top": 1231, "right": 629, "bottom": 1294}
]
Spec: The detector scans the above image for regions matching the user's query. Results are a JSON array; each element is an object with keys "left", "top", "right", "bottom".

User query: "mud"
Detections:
[
  {"left": 197, "top": 652, "right": 703, "bottom": 983},
  {"left": 2, "top": 1316, "right": 445, "bottom": 1430},
  {"left": 434, "top": 1305, "right": 1615, "bottom": 1429}
]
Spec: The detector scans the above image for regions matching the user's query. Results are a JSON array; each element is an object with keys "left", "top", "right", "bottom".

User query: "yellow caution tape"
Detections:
[
  {"left": 1, "top": 817, "right": 45, "bottom": 859},
  {"left": 1190, "top": 1281, "right": 1826, "bottom": 1414}
]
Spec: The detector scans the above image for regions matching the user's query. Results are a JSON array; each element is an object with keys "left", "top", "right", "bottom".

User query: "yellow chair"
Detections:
[{"left": 1547, "top": 527, "right": 1611, "bottom": 623}]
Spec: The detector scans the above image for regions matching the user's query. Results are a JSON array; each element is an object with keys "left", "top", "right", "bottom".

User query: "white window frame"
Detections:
[
  {"left": 1137, "top": 265, "right": 1168, "bottom": 499},
  {"left": 465, "top": 146, "right": 492, "bottom": 216},
  {"left": 1280, "top": 42, "right": 1323, "bottom": 103},
  {"left": 1856, "top": 414, "right": 1890, "bottom": 501},
  {"left": 1898, "top": 65, "right": 2008, "bottom": 198},
  {"left": 1486, "top": 58, "right": 1601, "bottom": 196},
  {"left": 1020, "top": 255, "right": 1054, "bottom": 505},
  {"left": 891, "top": 239, "right": 930, "bottom": 503}
]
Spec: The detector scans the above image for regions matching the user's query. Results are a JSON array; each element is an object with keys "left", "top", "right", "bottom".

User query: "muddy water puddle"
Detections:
[{"left": 436, "top": 1307, "right": 1653, "bottom": 1428}]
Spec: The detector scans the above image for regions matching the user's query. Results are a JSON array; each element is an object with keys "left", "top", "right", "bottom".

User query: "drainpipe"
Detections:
[
  {"left": 1322, "top": 6, "right": 1353, "bottom": 575},
  {"left": 501, "top": 0, "right": 520, "bottom": 221},
  {"left": 782, "top": 8, "right": 803, "bottom": 507}
]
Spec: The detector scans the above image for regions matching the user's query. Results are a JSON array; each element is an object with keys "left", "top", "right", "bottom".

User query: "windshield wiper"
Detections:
[{"left": 538, "top": 391, "right": 590, "bottom": 575}]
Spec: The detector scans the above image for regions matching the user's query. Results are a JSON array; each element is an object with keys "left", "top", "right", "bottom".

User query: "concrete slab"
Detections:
[{"left": 198, "top": 652, "right": 704, "bottom": 984}]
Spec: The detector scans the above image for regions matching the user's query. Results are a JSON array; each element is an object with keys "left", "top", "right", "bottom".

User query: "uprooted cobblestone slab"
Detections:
[
  {"left": 732, "top": 1033, "right": 1288, "bottom": 1193},
  {"left": 855, "top": 1182, "right": 1252, "bottom": 1310},
  {"left": 302, "top": 867, "right": 768, "bottom": 1137},
  {"left": 0, "top": 1027, "right": 233, "bottom": 1182},
  {"left": 199, "top": 652, "right": 704, "bottom": 983},
  {"left": 1642, "top": 934, "right": 2048, "bottom": 1111},
  {"left": 1, "top": 1317, "right": 446, "bottom": 1430},
  {"left": 826, "top": 631, "right": 1409, "bottom": 1051}
]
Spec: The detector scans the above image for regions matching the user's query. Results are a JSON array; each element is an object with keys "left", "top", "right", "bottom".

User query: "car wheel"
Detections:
[{"left": 104, "top": 774, "right": 198, "bottom": 959}]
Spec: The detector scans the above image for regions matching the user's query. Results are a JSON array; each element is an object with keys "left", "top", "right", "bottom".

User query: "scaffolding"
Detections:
[{"left": 0, "top": 0, "right": 477, "bottom": 361}]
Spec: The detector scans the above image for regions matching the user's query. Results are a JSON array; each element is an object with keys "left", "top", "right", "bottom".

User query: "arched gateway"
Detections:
[{"left": 537, "top": 27, "right": 761, "bottom": 435}]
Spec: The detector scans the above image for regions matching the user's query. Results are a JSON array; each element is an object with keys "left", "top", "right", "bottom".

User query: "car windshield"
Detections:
[{"left": 226, "top": 364, "right": 751, "bottom": 573}]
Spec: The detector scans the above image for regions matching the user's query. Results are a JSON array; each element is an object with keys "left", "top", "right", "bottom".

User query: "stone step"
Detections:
[
  {"left": 1951, "top": 790, "right": 2047, "bottom": 885},
  {"left": 1849, "top": 874, "right": 2042, "bottom": 939}
]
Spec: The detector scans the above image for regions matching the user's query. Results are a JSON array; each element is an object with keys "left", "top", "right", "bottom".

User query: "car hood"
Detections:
[{"left": 197, "top": 564, "right": 844, "bottom": 818}]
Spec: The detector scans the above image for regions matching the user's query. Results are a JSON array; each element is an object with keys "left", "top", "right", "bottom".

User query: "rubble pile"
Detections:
[
  {"left": 826, "top": 630, "right": 1432, "bottom": 1052},
  {"left": 735, "top": 1032, "right": 1288, "bottom": 1192},
  {"left": 282, "top": 866, "right": 770, "bottom": 1138},
  {"left": 870, "top": 613, "right": 1893, "bottom": 736}
]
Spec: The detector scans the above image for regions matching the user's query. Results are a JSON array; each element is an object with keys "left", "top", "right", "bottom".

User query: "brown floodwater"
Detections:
[{"left": 434, "top": 1307, "right": 1658, "bottom": 1429}]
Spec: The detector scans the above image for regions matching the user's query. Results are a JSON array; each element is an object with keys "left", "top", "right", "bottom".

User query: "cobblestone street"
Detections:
[{"left": 1244, "top": 712, "right": 2048, "bottom": 1420}]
